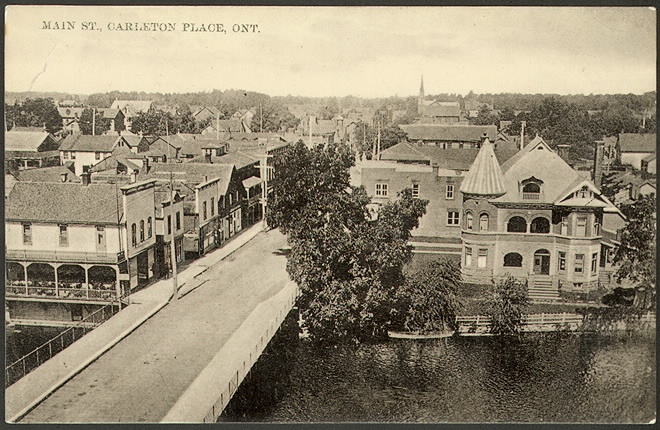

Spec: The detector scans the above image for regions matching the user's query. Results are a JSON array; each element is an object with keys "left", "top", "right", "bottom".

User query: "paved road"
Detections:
[{"left": 21, "top": 229, "right": 289, "bottom": 423}]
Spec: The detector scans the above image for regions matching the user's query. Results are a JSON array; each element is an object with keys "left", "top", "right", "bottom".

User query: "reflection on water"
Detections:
[{"left": 222, "top": 325, "right": 655, "bottom": 423}]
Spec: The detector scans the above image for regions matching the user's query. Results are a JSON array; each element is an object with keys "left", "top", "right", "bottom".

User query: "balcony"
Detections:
[
  {"left": 6, "top": 249, "right": 125, "bottom": 264},
  {"left": 522, "top": 192, "right": 541, "bottom": 200},
  {"left": 6, "top": 281, "right": 118, "bottom": 302}
]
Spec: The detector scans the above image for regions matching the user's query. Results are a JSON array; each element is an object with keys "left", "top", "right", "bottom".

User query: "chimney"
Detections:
[
  {"left": 204, "top": 148, "right": 212, "bottom": 164},
  {"left": 594, "top": 141, "right": 604, "bottom": 189},
  {"left": 130, "top": 170, "right": 137, "bottom": 183},
  {"left": 81, "top": 171, "right": 91, "bottom": 186},
  {"left": 60, "top": 172, "right": 68, "bottom": 182},
  {"left": 556, "top": 144, "right": 571, "bottom": 164},
  {"left": 431, "top": 162, "right": 439, "bottom": 176}
]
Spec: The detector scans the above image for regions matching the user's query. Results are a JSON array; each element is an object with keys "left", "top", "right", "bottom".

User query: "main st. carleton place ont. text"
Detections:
[{"left": 41, "top": 21, "right": 259, "bottom": 33}]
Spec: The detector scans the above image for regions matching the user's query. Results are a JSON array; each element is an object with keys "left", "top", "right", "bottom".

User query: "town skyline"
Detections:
[{"left": 5, "top": 6, "right": 656, "bottom": 98}]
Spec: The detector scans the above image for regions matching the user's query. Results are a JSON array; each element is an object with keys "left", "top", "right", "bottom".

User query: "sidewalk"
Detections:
[{"left": 6, "top": 222, "right": 265, "bottom": 423}]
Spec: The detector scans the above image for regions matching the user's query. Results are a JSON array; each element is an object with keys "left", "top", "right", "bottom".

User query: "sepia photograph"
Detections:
[{"left": 4, "top": 5, "right": 656, "bottom": 424}]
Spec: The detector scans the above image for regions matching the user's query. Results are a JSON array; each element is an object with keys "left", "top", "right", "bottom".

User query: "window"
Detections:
[
  {"left": 211, "top": 198, "right": 215, "bottom": 216},
  {"left": 147, "top": 217, "right": 152, "bottom": 238},
  {"left": 139, "top": 220, "right": 145, "bottom": 242},
  {"left": 465, "top": 211, "right": 473, "bottom": 230},
  {"left": 530, "top": 217, "right": 550, "bottom": 234},
  {"left": 375, "top": 183, "right": 388, "bottom": 197},
  {"left": 203, "top": 201, "right": 207, "bottom": 220},
  {"left": 63, "top": 151, "right": 68, "bottom": 160},
  {"left": 22, "top": 223, "right": 32, "bottom": 245},
  {"left": 59, "top": 224, "right": 68, "bottom": 246},
  {"left": 561, "top": 216, "right": 568, "bottom": 235},
  {"left": 574, "top": 254, "right": 584, "bottom": 273},
  {"left": 446, "top": 184, "right": 455, "bottom": 200},
  {"left": 218, "top": 196, "right": 223, "bottom": 213},
  {"left": 412, "top": 183, "right": 420, "bottom": 199},
  {"left": 95, "top": 152, "right": 101, "bottom": 160},
  {"left": 465, "top": 247, "right": 472, "bottom": 266},
  {"left": 229, "top": 193, "right": 233, "bottom": 205},
  {"left": 131, "top": 223, "right": 137, "bottom": 246},
  {"left": 576, "top": 215, "right": 587, "bottom": 237},
  {"left": 591, "top": 253, "right": 598, "bottom": 273},
  {"left": 167, "top": 214, "right": 172, "bottom": 235},
  {"left": 478, "top": 249, "right": 488, "bottom": 268},
  {"left": 507, "top": 216, "right": 527, "bottom": 233},
  {"left": 594, "top": 220, "right": 600, "bottom": 236},
  {"left": 558, "top": 252, "right": 566, "bottom": 271},
  {"left": 176, "top": 211, "right": 181, "bottom": 230},
  {"left": 503, "top": 252, "right": 523, "bottom": 267},
  {"left": 522, "top": 182, "right": 541, "bottom": 200},
  {"left": 447, "top": 210, "right": 460, "bottom": 225},
  {"left": 479, "top": 214, "right": 489, "bottom": 232},
  {"left": 96, "top": 226, "right": 106, "bottom": 250},
  {"left": 71, "top": 152, "right": 76, "bottom": 160}
]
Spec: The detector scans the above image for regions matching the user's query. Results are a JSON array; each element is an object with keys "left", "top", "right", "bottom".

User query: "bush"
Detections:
[{"left": 486, "top": 275, "right": 530, "bottom": 336}]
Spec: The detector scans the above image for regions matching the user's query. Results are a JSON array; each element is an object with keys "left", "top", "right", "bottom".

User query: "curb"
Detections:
[{"left": 8, "top": 299, "right": 168, "bottom": 423}]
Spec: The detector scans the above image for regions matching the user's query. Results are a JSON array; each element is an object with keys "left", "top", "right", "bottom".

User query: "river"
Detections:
[{"left": 221, "top": 317, "right": 655, "bottom": 424}]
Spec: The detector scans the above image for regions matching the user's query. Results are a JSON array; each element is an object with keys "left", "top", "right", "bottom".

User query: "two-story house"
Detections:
[
  {"left": 459, "top": 136, "right": 624, "bottom": 298},
  {"left": 5, "top": 179, "right": 158, "bottom": 325},
  {"left": 59, "top": 135, "right": 134, "bottom": 176}
]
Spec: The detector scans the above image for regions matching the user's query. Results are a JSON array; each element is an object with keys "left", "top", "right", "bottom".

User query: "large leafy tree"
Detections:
[
  {"left": 614, "top": 195, "right": 656, "bottom": 290},
  {"left": 394, "top": 260, "right": 462, "bottom": 333},
  {"left": 6, "top": 98, "right": 62, "bottom": 133},
  {"left": 250, "top": 102, "right": 298, "bottom": 132},
  {"left": 486, "top": 276, "right": 530, "bottom": 336},
  {"left": 130, "top": 110, "right": 178, "bottom": 135},
  {"left": 268, "top": 141, "right": 428, "bottom": 344},
  {"left": 79, "top": 108, "right": 111, "bottom": 135}
]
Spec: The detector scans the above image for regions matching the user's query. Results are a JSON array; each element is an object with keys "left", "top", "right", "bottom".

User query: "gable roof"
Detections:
[
  {"left": 619, "top": 133, "right": 656, "bottom": 153},
  {"left": 492, "top": 136, "right": 610, "bottom": 205},
  {"left": 57, "top": 107, "right": 85, "bottom": 119},
  {"left": 146, "top": 162, "right": 236, "bottom": 186},
  {"left": 110, "top": 100, "right": 152, "bottom": 116},
  {"left": 422, "top": 101, "right": 461, "bottom": 118},
  {"left": 5, "top": 131, "right": 57, "bottom": 152},
  {"left": 6, "top": 182, "right": 123, "bottom": 224},
  {"left": 16, "top": 165, "right": 79, "bottom": 183},
  {"left": 97, "top": 108, "right": 122, "bottom": 119},
  {"left": 59, "top": 135, "right": 126, "bottom": 152},
  {"left": 89, "top": 154, "right": 143, "bottom": 173},
  {"left": 379, "top": 141, "right": 517, "bottom": 171},
  {"left": 401, "top": 124, "right": 497, "bottom": 142},
  {"left": 188, "top": 151, "right": 258, "bottom": 169}
]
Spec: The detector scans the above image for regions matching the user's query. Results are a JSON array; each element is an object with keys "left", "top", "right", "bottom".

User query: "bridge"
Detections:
[{"left": 7, "top": 225, "right": 298, "bottom": 423}]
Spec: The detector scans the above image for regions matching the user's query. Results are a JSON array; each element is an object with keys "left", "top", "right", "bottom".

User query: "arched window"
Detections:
[
  {"left": 507, "top": 216, "right": 527, "bottom": 233},
  {"left": 479, "top": 214, "right": 489, "bottom": 232},
  {"left": 131, "top": 223, "right": 137, "bottom": 246},
  {"left": 503, "top": 252, "right": 523, "bottom": 267},
  {"left": 140, "top": 220, "right": 145, "bottom": 242},
  {"left": 147, "top": 217, "right": 152, "bottom": 238},
  {"left": 465, "top": 211, "right": 473, "bottom": 230},
  {"left": 522, "top": 183, "right": 540, "bottom": 193},
  {"left": 530, "top": 217, "right": 550, "bottom": 234}
]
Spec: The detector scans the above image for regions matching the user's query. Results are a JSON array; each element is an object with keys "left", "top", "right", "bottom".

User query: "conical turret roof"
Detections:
[{"left": 460, "top": 138, "right": 506, "bottom": 196}]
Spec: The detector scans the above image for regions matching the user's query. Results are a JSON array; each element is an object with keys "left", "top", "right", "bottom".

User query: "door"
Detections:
[{"left": 533, "top": 250, "right": 551, "bottom": 275}]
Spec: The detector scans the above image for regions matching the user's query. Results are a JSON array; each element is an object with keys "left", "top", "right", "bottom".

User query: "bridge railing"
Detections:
[{"left": 5, "top": 301, "right": 121, "bottom": 388}]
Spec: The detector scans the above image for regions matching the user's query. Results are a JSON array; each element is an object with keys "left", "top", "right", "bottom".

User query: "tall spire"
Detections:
[
  {"left": 460, "top": 138, "right": 506, "bottom": 197},
  {"left": 419, "top": 75, "right": 424, "bottom": 98}
]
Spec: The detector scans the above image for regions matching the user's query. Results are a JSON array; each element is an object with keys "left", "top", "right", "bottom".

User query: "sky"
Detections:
[{"left": 4, "top": 6, "right": 657, "bottom": 98}]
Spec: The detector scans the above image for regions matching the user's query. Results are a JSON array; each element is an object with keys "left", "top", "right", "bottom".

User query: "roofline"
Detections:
[{"left": 6, "top": 218, "right": 123, "bottom": 226}]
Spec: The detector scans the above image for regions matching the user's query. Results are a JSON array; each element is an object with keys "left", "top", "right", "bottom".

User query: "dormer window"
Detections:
[
  {"left": 577, "top": 186, "right": 592, "bottom": 199},
  {"left": 521, "top": 177, "right": 543, "bottom": 200}
]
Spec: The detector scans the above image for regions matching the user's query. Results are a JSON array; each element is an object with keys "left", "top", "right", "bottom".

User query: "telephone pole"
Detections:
[{"left": 165, "top": 120, "right": 178, "bottom": 301}]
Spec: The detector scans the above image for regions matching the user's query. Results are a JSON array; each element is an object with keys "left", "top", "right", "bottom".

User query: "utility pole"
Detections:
[
  {"left": 165, "top": 119, "right": 178, "bottom": 301},
  {"left": 216, "top": 111, "right": 220, "bottom": 140},
  {"left": 260, "top": 104, "right": 263, "bottom": 133},
  {"left": 92, "top": 107, "right": 96, "bottom": 136}
]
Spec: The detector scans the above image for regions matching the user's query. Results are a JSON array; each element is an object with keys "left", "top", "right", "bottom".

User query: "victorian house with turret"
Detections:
[{"left": 459, "top": 136, "right": 624, "bottom": 300}]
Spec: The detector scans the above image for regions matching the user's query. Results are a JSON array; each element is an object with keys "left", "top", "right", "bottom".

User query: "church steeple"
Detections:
[
  {"left": 418, "top": 75, "right": 425, "bottom": 115},
  {"left": 460, "top": 137, "right": 506, "bottom": 197}
]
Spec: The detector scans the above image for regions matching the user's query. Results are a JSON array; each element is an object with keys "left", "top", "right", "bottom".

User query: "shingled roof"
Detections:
[
  {"left": 401, "top": 124, "right": 497, "bottom": 142},
  {"left": 619, "top": 133, "right": 656, "bottom": 153},
  {"left": 6, "top": 182, "right": 123, "bottom": 224},
  {"left": 5, "top": 131, "right": 59, "bottom": 152},
  {"left": 59, "top": 135, "right": 126, "bottom": 152},
  {"left": 146, "top": 162, "right": 236, "bottom": 186},
  {"left": 460, "top": 139, "right": 506, "bottom": 196}
]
